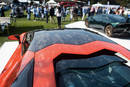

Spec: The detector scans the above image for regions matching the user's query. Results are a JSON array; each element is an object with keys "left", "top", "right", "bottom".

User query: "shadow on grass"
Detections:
[
  {"left": 10, "top": 25, "right": 44, "bottom": 34},
  {"left": 0, "top": 25, "right": 44, "bottom": 37},
  {"left": 0, "top": 25, "right": 44, "bottom": 46}
]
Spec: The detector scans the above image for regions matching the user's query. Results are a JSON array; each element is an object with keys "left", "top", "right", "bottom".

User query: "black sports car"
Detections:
[{"left": 85, "top": 14, "right": 130, "bottom": 37}]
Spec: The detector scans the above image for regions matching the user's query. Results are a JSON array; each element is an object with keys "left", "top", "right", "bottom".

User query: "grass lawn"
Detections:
[{"left": 0, "top": 10, "right": 82, "bottom": 46}]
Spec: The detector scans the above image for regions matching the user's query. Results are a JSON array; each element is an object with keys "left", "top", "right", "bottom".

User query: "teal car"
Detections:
[{"left": 85, "top": 14, "right": 130, "bottom": 37}]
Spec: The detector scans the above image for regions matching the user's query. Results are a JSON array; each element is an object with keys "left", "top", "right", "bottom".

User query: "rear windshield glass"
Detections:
[{"left": 28, "top": 30, "right": 116, "bottom": 52}]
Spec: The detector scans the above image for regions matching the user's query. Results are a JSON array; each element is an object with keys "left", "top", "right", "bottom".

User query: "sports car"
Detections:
[
  {"left": 85, "top": 14, "right": 130, "bottom": 37},
  {"left": 0, "top": 29, "right": 130, "bottom": 87}
]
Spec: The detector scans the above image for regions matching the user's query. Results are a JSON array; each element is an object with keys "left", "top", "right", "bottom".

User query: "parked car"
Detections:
[
  {"left": 0, "top": 29, "right": 130, "bottom": 87},
  {"left": 85, "top": 14, "right": 130, "bottom": 37}
]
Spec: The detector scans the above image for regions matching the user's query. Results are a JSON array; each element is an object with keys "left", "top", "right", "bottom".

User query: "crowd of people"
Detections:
[
  {"left": 5, "top": 3, "right": 128, "bottom": 29},
  {"left": 10, "top": 4, "right": 70, "bottom": 28},
  {"left": 82, "top": 6, "right": 125, "bottom": 20}
]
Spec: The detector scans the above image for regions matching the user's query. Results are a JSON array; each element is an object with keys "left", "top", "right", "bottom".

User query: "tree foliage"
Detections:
[{"left": 13, "top": 0, "right": 19, "bottom": 3}]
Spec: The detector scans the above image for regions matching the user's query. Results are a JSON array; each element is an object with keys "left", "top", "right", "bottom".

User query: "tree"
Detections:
[
  {"left": 13, "top": 0, "right": 19, "bottom": 3},
  {"left": 100, "top": 0, "right": 107, "bottom": 4}
]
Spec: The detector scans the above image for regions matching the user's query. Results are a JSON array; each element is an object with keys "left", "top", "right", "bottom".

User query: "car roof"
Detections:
[{"left": 28, "top": 29, "right": 116, "bottom": 52}]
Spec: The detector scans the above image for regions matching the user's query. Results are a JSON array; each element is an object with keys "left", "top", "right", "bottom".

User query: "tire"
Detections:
[
  {"left": 105, "top": 25, "right": 114, "bottom": 37},
  {"left": 85, "top": 20, "right": 89, "bottom": 28}
]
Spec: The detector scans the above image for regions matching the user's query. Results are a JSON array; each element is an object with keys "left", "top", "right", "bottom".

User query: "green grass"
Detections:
[
  {"left": 0, "top": 10, "right": 82, "bottom": 46},
  {"left": 0, "top": 36, "right": 9, "bottom": 46}
]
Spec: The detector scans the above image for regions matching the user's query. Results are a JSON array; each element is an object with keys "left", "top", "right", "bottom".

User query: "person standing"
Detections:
[
  {"left": 73, "top": 6, "right": 78, "bottom": 21},
  {"left": 45, "top": 6, "right": 49, "bottom": 23},
  {"left": 55, "top": 6, "right": 62, "bottom": 29},
  {"left": 40, "top": 6, "right": 44, "bottom": 20},
  {"left": 33, "top": 5, "right": 37, "bottom": 20},
  {"left": 50, "top": 6, "right": 55, "bottom": 23},
  {"left": 26, "top": 5, "right": 31, "bottom": 20},
  {"left": 36, "top": 6, "right": 41, "bottom": 20},
  {"left": 0, "top": 6, "right": 5, "bottom": 17},
  {"left": 82, "top": 6, "right": 87, "bottom": 20},
  {"left": 61, "top": 6, "right": 66, "bottom": 22},
  {"left": 87, "top": 6, "right": 91, "bottom": 17},
  {"left": 90, "top": 6, "right": 95, "bottom": 16},
  {"left": 70, "top": 7, "right": 73, "bottom": 22}
]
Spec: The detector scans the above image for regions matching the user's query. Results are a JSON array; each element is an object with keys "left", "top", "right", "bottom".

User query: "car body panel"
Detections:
[
  {"left": 0, "top": 29, "right": 130, "bottom": 87},
  {"left": 0, "top": 32, "right": 34, "bottom": 87},
  {"left": 11, "top": 59, "right": 34, "bottom": 87},
  {"left": 34, "top": 41, "right": 130, "bottom": 87}
]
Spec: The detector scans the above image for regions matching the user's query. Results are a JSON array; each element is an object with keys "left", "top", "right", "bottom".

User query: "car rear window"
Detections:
[{"left": 28, "top": 30, "right": 116, "bottom": 52}]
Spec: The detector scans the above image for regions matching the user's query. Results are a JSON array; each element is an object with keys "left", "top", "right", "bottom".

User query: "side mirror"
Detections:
[{"left": 8, "top": 34, "right": 20, "bottom": 41}]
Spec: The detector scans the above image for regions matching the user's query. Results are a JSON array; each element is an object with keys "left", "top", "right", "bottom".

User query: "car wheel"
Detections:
[
  {"left": 85, "top": 20, "right": 89, "bottom": 28},
  {"left": 105, "top": 25, "right": 113, "bottom": 37}
]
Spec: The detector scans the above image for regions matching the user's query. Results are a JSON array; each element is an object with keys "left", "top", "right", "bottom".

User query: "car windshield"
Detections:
[
  {"left": 109, "top": 15, "right": 127, "bottom": 23},
  {"left": 55, "top": 54, "right": 130, "bottom": 87}
]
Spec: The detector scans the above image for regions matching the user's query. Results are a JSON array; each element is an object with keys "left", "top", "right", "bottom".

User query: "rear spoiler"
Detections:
[{"left": 8, "top": 34, "right": 21, "bottom": 44}]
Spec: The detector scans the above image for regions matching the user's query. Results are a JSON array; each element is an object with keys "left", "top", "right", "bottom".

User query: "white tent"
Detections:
[
  {"left": 92, "top": 3, "right": 120, "bottom": 8},
  {"left": 46, "top": 0, "right": 57, "bottom": 6},
  {"left": 92, "top": 3, "right": 103, "bottom": 7},
  {"left": 47, "top": 0, "right": 56, "bottom": 4},
  {"left": 0, "top": 2, "right": 7, "bottom": 5},
  {"left": 18, "top": 0, "right": 28, "bottom": 3}
]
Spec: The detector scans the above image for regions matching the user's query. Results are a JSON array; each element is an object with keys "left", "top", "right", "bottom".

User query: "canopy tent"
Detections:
[
  {"left": 46, "top": 0, "right": 58, "bottom": 6},
  {"left": 92, "top": 3, "right": 103, "bottom": 7},
  {"left": 47, "top": 0, "right": 56, "bottom": 4},
  {"left": 0, "top": 2, "right": 7, "bottom": 5},
  {"left": 92, "top": 3, "right": 120, "bottom": 9},
  {"left": 18, "top": 0, "right": 28, "bottom": 3}
]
